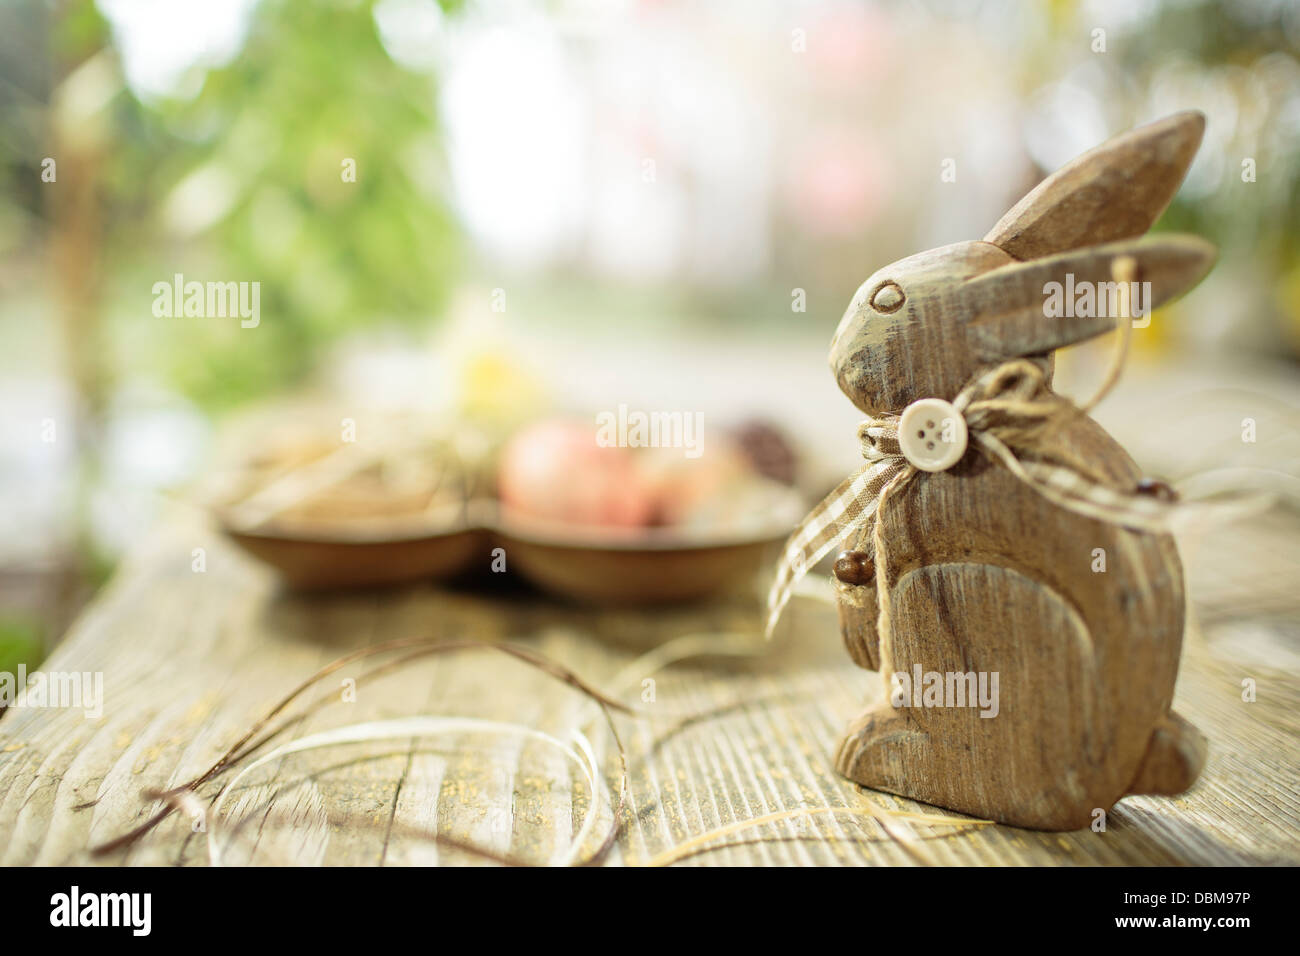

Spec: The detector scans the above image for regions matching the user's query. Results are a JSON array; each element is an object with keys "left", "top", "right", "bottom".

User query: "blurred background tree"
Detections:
[{"left": 106, "top": 0, "right": 464, "bottom": 409}]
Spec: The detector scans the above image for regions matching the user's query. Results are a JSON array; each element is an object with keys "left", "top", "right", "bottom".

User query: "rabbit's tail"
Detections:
[{"left": 1126, "top": 711, "right": 1207, "bottom": 797}]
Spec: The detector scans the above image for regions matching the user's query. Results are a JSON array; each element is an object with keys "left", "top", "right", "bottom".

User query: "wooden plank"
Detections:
[{"left": 0, "top": 507, "right": 1297, "bottom": 866}]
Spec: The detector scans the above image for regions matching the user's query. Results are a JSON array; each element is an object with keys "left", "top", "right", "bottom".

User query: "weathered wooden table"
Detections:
[{"left": 2, "top": 505, "right": 1297, "bottom": 866}]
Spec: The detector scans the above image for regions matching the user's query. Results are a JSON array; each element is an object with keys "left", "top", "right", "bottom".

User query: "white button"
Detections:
[{"left": 898, "top": 398, "right": 967, "bottom": 472}]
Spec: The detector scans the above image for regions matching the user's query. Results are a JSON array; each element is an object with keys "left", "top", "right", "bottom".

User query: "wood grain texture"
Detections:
[{"left": 0, "top": 506, "right": 1296, "bottom": 866}]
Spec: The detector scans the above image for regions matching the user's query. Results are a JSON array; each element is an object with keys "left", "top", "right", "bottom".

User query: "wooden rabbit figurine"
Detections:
[{"left": 829, "top": 112, "right": 1214, "bottom": 830}]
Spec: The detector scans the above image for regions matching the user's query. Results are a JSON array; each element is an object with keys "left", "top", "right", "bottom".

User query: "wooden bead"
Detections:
[{"left": 833, "top": 550, "right": 875, "bottom": 586}]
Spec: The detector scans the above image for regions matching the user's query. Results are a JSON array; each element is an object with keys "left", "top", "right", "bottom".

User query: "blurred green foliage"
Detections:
[
  {"left": 0, "top": 618, "right": 44, "bottom": 688},
  {"left": 90, "top": 0, "right": 464, "bottom": 410},
  {"left": 1124, "top": 0, "right": 1300, "bottom": 256}
]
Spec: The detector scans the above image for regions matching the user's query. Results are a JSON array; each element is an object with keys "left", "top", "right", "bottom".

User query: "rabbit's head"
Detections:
[{"left": 830, "top": 111, "right": 1216, "bottom": 415}]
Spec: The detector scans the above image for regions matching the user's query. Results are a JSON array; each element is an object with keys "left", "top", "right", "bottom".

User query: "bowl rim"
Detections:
[{"left": 214, "top": 504, "right": 797, "bottom": 553}]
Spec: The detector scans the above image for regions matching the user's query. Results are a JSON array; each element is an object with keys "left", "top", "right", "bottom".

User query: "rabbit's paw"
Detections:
[
  {"left": 834, "top": 570, "right": 879, "bottom": 671},
  {"left": 1126, "top": 711, "right": 1207, "bottom": 796},
  {"left": 834, "top": 704, "right": 927, "bottom": 787}
]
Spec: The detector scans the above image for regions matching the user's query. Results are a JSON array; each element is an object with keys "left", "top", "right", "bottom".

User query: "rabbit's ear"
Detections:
[
  {"left": 965, "top": 235, "right": 1216, "bottom": 361},
  {"left": 984, "top": 111, "right": 1205, "bottom": 261}
]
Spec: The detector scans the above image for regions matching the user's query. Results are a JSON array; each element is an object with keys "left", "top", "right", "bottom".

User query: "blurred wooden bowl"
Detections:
[
  {"left": 220, "top": 518, "right": 489, "bottom": 590},
  {"left": 216, "top": 484, "right": 801, "bottom": 601},
  {"left": 492, "top": 513, "right": 787, "bottom": 603}
]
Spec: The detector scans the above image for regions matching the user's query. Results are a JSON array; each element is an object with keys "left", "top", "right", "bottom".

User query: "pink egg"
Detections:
[{"left": 498, "top": 421, "right": 653, "bottom": 527}]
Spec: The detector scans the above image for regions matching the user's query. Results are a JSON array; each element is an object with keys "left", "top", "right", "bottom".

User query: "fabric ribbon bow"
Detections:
[{"left": 763, "top": 357, "right": 1179, "bottom": 639}]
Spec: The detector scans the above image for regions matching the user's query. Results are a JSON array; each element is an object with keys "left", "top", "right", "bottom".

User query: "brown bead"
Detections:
[
  {"left": 833, "top": 550, "right": 875, "bottom": 586},
  {"left": 1135, "top": 477, "right": 1179, "bottom": 503}
]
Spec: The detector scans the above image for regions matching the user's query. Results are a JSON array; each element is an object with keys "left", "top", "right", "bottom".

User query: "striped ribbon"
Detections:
[{"left": 763, "top": 358, "right": 1178, "bottom": 639}]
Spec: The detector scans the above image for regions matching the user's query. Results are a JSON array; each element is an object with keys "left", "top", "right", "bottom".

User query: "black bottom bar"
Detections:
[{"left": 1, "top": 864, "right": 1279, "bottom": 942}]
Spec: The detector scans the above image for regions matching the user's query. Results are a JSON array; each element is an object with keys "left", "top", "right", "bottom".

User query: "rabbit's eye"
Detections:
[{"left": 870, "top": 281, "right": 905, "bottom": 313}]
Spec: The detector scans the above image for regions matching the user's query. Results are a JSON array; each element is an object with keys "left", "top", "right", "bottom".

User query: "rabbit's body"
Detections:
[
  {"left": 834, "top": 409, "right": 1202, "bottom": 829},
  {"left": 824, "top": 112, "right": 1214, "bottom": 828}
]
